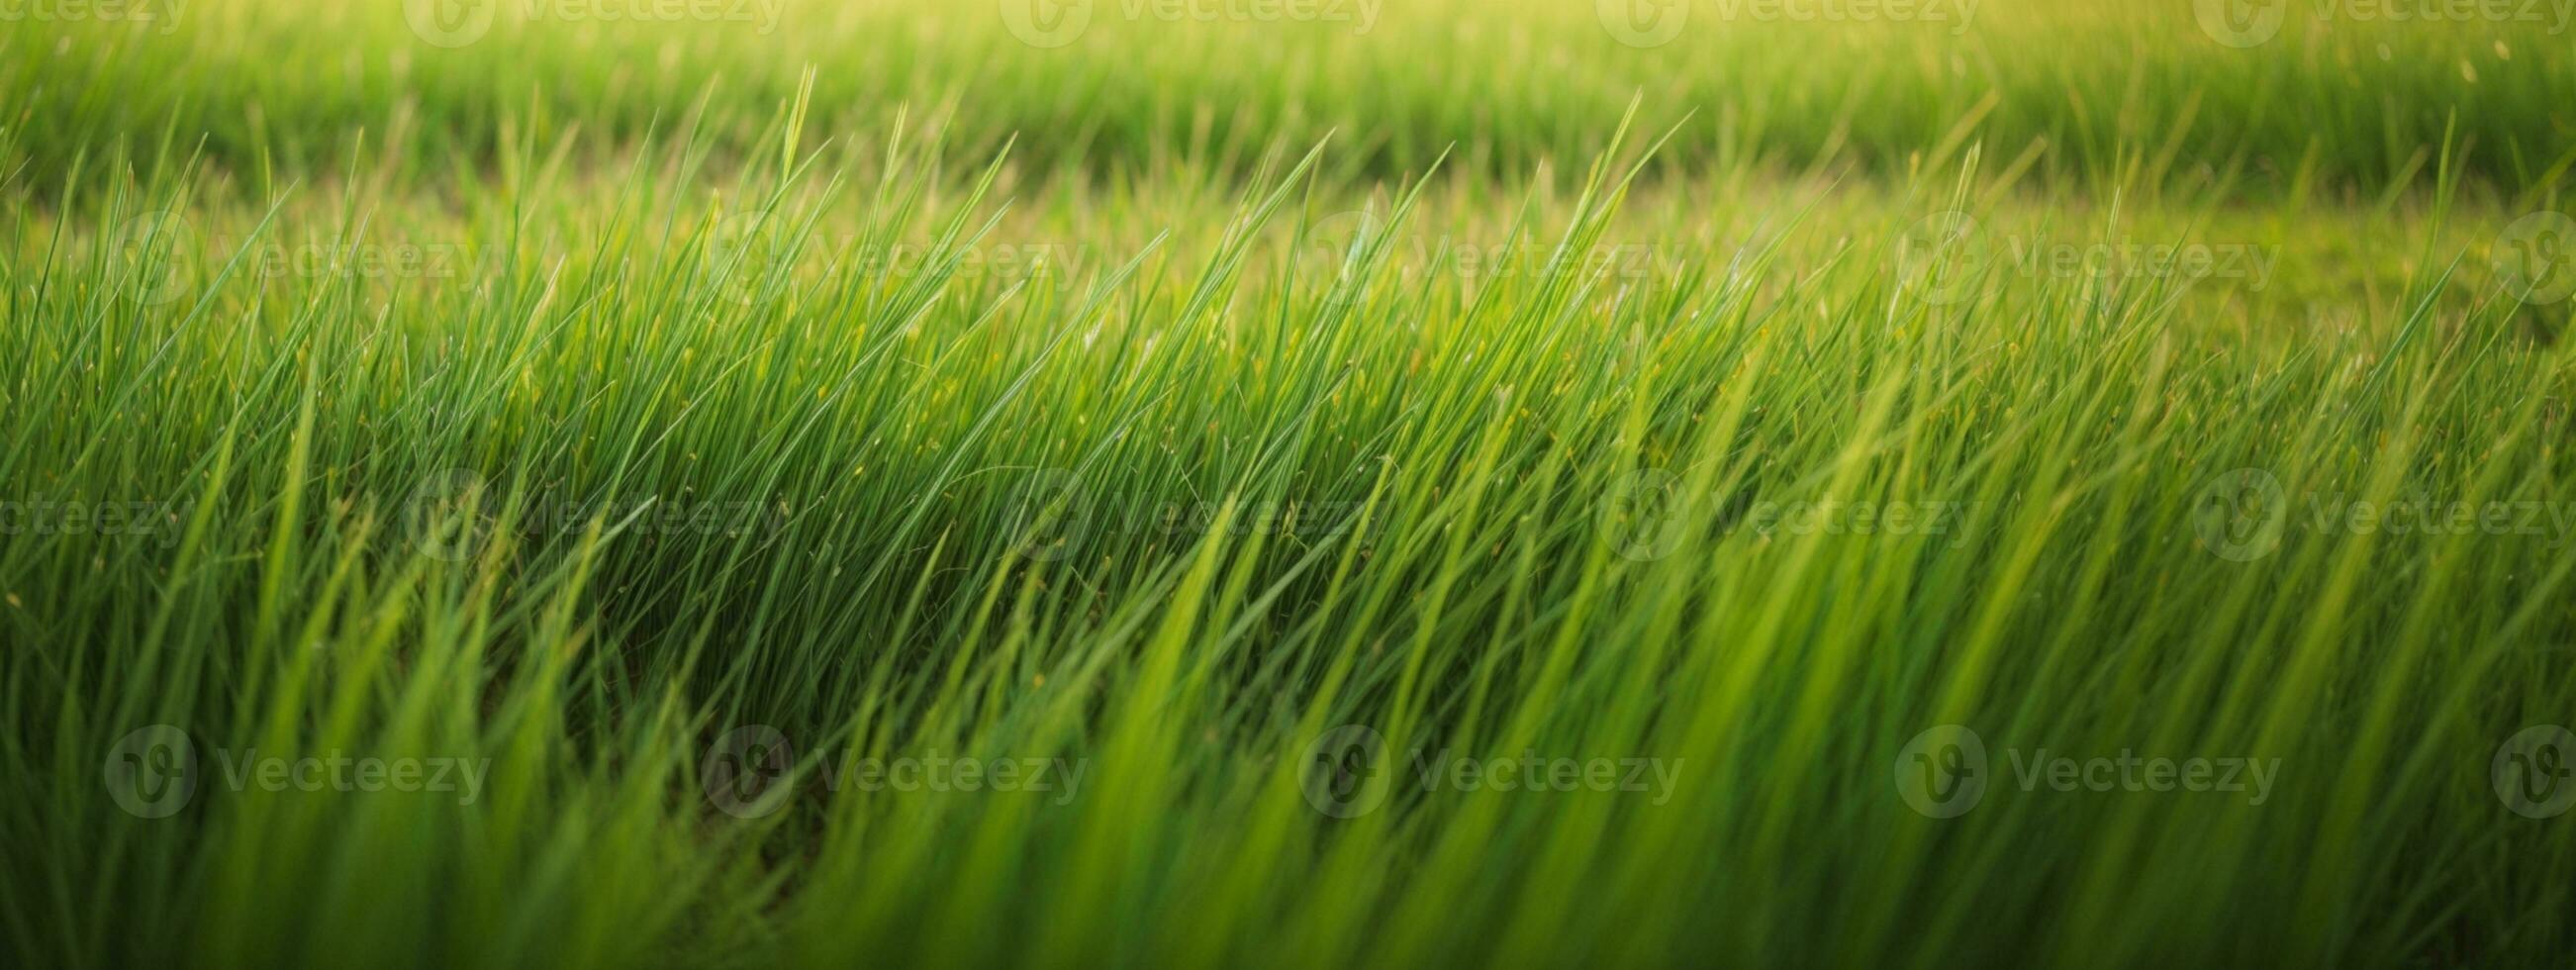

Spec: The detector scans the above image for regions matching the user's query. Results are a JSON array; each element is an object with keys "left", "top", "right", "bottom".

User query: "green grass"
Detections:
[
  {"left": 9, "top": 2, "right": 2576, "bottom": 196},
  {"left": 6, "top": 4, "right": 2576, "bottom": 968}
]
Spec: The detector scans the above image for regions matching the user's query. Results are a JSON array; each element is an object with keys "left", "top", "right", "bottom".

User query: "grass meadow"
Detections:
[{"left": 5, "top": 1, "right": 2576, "bottom": 966}]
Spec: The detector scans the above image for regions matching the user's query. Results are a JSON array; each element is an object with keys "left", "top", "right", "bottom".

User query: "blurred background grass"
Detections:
[{"left": 6, "top": 0, "right": 2571, "bottom": 200}]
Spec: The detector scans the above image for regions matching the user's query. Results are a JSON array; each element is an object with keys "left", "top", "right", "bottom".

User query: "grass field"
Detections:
[{"left": 5, "top": 2, "right": 2576, "bottom": 967}]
